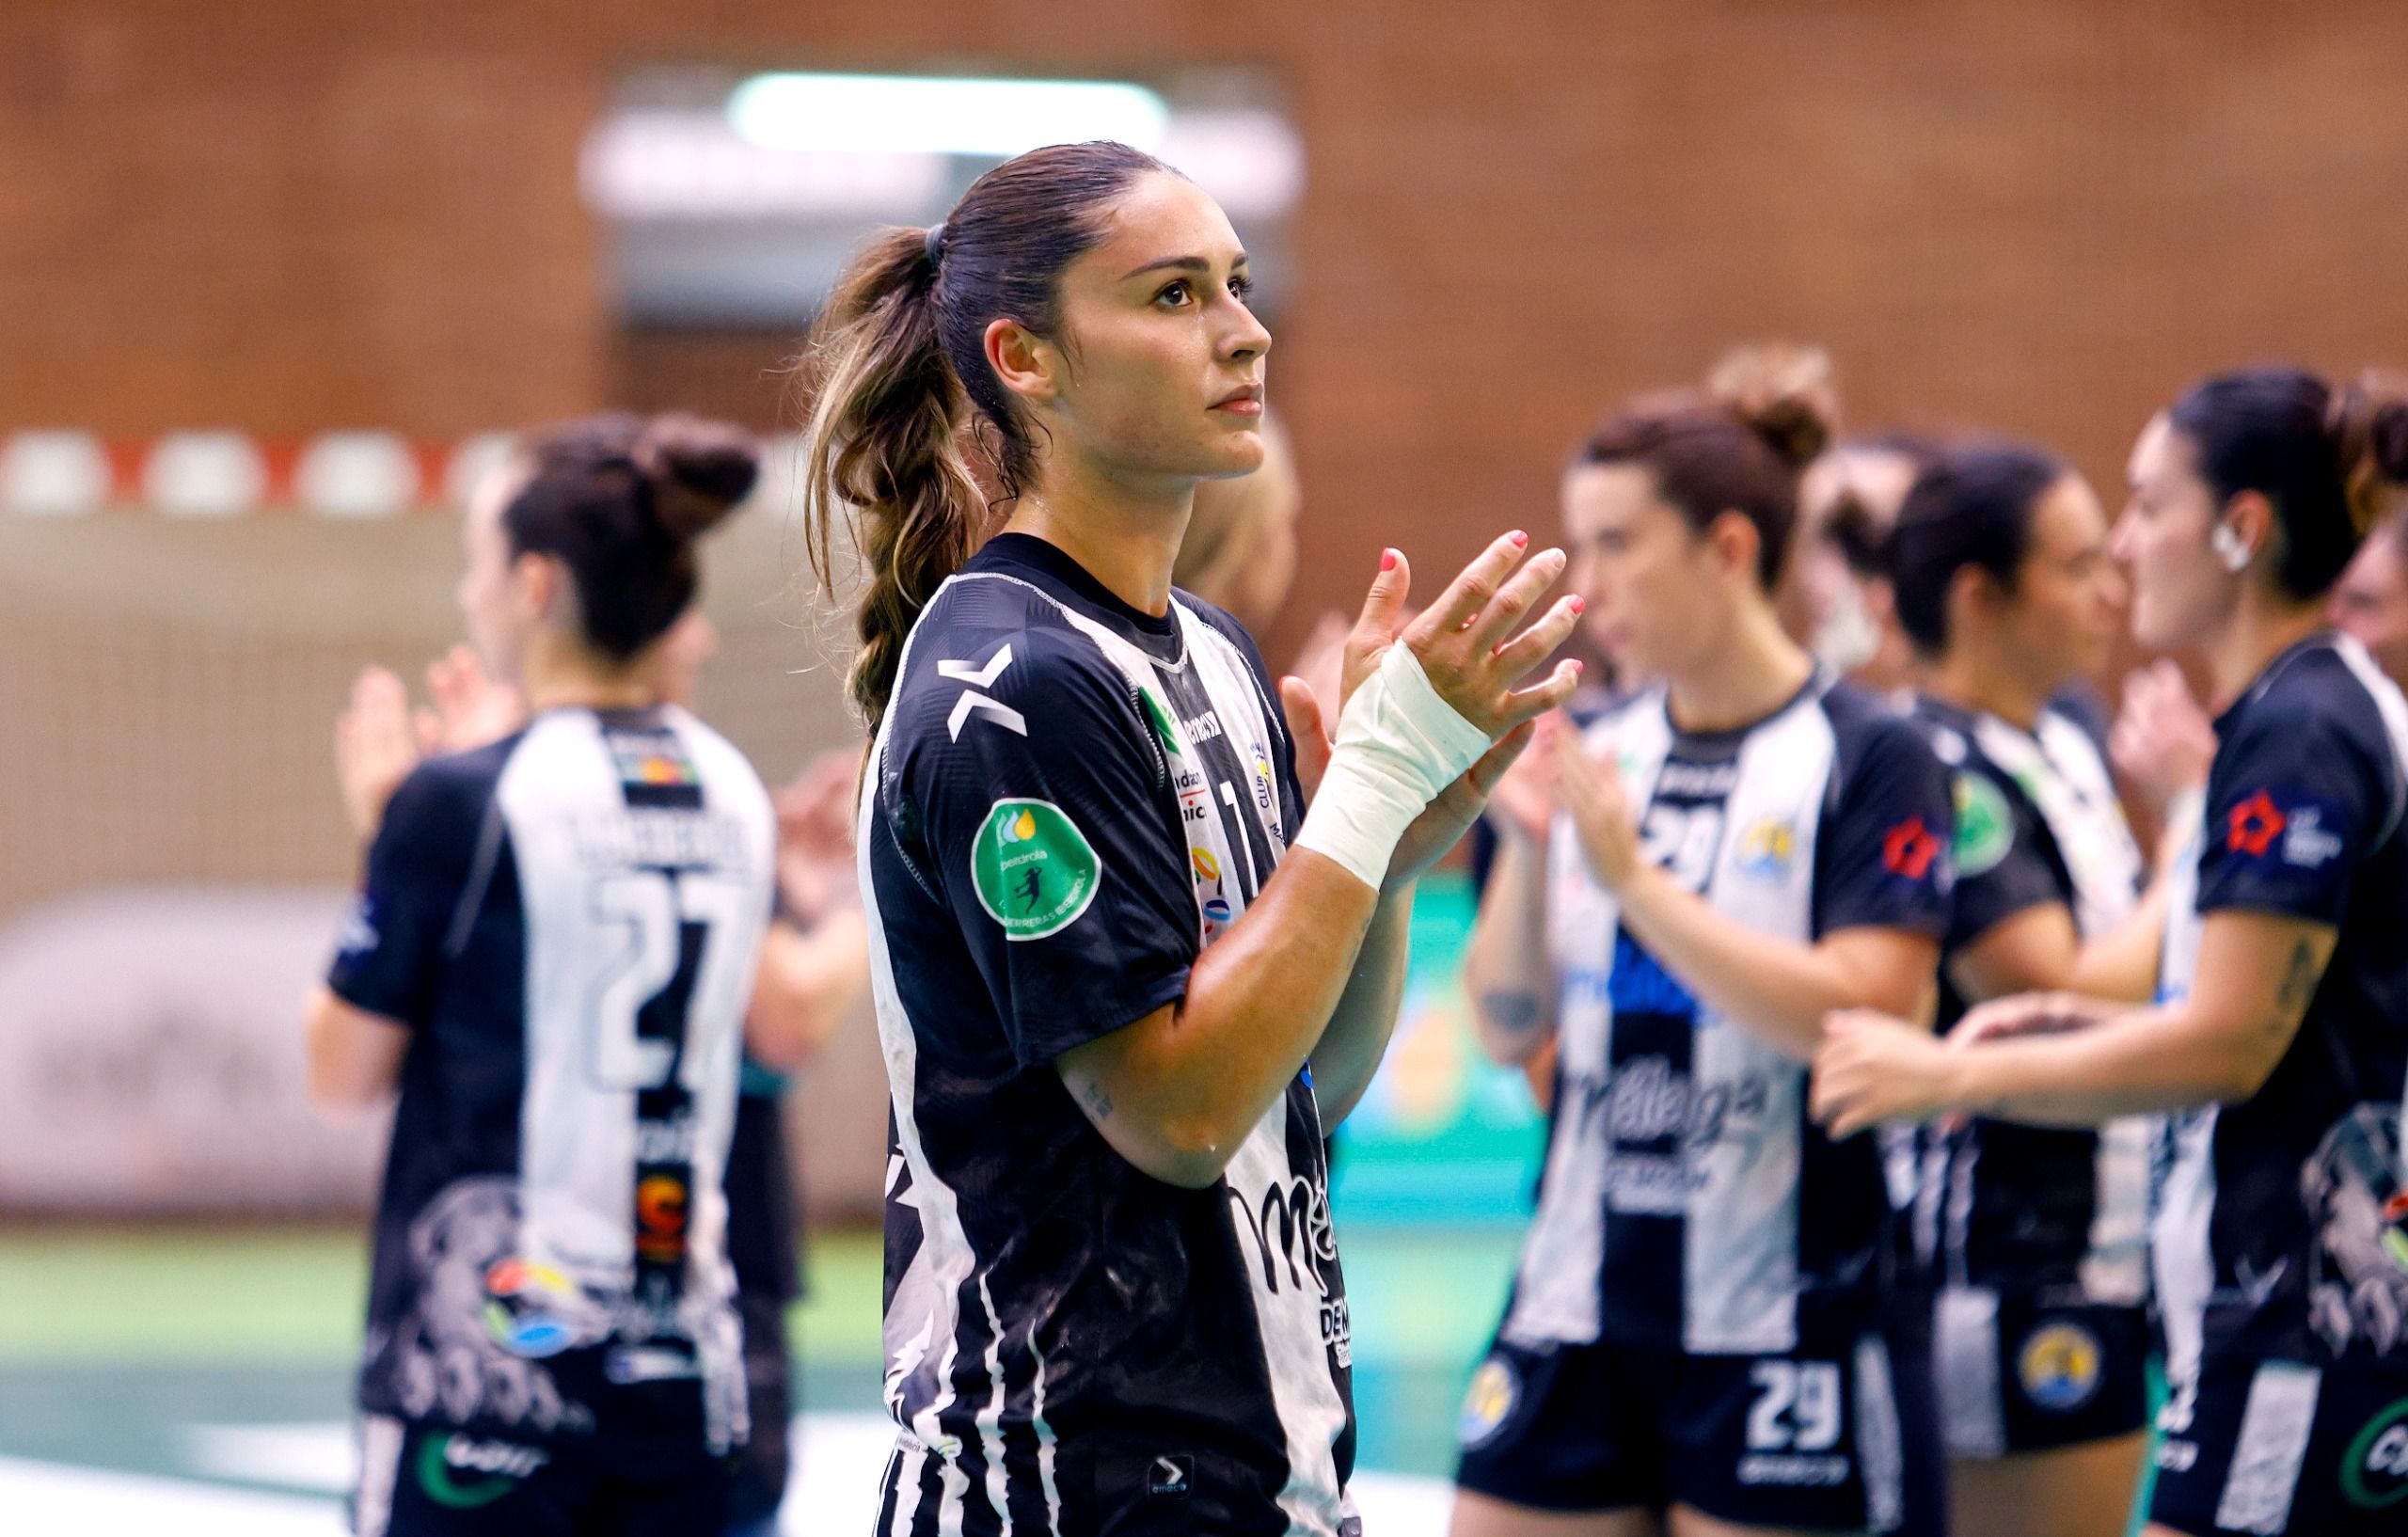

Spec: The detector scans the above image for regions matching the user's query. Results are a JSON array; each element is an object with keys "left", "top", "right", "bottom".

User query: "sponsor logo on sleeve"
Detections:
[
  {"left": 970, "top": 799, "right": 1101, "bottom": 940},
  {"left": 2225, "top": 788, "right": 2346, "bottom": 868},
  {"left": 1952, "top": 772, "right": 2015, "bottom": 878},
  {"left": 1880, "top": 816, "right": 1942, "bottom": 881},
  {"left": 1148, "top": 1452, "right": 1195, "bottom": 1498},
  {"left": 2226, "top": 791, "right": 2287, "bottom": 857},
  {"left": 2018, "top": 1322, "right": 2104, "bottom": 1412}
]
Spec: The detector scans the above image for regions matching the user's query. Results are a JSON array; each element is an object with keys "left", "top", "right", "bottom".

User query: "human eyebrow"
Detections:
[{"left": 1120, "top": 251, "right": 1249, "bottom": 281}]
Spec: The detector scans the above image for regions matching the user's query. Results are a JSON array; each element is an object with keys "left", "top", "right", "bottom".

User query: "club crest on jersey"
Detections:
[
  {"left": 1459, "top": 1356, "right": 1520, "bottom": 1449},
  {"left": 1736, "top": 817, "right": 1798, "bottom": 879},
  {"left": 971, "top": 799, "right": 1101, "bottom": 940},
  {"left": 2018, "top": 1322, "right": 2103, "bottom": 1412},
  {"left": 2342, "top": 1397, "right": 2408, "bottom": 1510},
  {"left": 1953, "top": 772, "right": 2015, "bottom": 878}
]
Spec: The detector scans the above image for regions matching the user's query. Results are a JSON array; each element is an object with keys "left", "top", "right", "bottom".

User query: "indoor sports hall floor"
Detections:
[{"left": 0, "top": 1225, "right": 1520, "bottom": 1534}]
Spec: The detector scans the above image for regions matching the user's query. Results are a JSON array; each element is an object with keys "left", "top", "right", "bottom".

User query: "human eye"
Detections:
[
  {"left": 1154, "top": 279, "right": 1192, "bottom": 308},
  {"left": 1228, "top": 272, "right": 1255, "bottom": 301}
]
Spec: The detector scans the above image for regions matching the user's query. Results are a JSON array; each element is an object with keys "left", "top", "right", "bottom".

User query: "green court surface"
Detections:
[{"left": 0, "top": 1220, "right": 1523, "bottom": 1483}]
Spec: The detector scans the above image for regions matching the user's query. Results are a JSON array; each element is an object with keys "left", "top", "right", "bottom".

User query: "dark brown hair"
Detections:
[
  {"left": 502, "top": 412, "right": 755, "bottom": 662},
  {"left": 2167, "top": 366, "right": 2408, "bottom": 601},
  {"left": 1578, "top": 345, "right": 1837, "bottom": 587},
  {"left": 796, "top": 140, "right": 1171, "bottom": 729},
  {"left": 1887, "top": 441, "right": 2068, "bottom": 657}
]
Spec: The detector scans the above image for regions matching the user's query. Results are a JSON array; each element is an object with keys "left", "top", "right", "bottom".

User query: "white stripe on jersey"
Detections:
[
  {"left": 495, "top": 706, "right": 771, "bottom": 1454},
  {"left": 2212, "top": 1360, "right": 2321, "bottom": 1536},
  {"left": 1972, "top": 709, "right": 2152, "bottom": 1306},
  {"left": 1509, "top": 688, "right": 1830, "bottom": 1355}
]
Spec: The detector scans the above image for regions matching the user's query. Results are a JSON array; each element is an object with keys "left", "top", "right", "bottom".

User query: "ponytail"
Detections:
[
  {"left": 798, "top": 227, "right": 987, "bottom": 733},
  {"left": 796, "top": 140, "right": 1170, "bottom": 732}
]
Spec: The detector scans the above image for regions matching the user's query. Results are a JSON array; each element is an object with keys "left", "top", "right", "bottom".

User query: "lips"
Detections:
[{"left": 1212, "top": 384, "right": 1263, "bottom": 415}]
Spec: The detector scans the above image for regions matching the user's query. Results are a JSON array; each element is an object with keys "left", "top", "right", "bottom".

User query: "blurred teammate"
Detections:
[
  {"left": 336, "top": 613, "right": 865, "bottom": 1537},
  {"left": 1814, "top": 366, "right": 2408, "bottom": 1537},
  {"left": 1456, "top": 361, "right": 1954, "bottom": 1537},
  {"left": 797, "top": 141, "right": 1579, "bottom": 1529},
  {"left": 307, "top": 415, "right": 777, "bottom": 1535},
  {"left": 1790, "top": 432, "right": 1937, "bottom": 690},
  {"left": 1882, "top": 443, "right": 2164, "bottom": 1535},
  {"left": 2329, "top": 510, "right": 2408, "bottom": 686}
]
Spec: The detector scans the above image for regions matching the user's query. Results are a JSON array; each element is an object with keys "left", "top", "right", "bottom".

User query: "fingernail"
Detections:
[
  {"left": 1571, "top": 659, "right": 1585, "bottom": 674},
  {"left": 1380, "top": 549, "right": 1399, "bottom": 572},
  {"left": 1510, "top": 531, "right": 1529, "bottom": 547},
  {"left": 1570, "top": 596, "right": 1586, "bottom": 615}
]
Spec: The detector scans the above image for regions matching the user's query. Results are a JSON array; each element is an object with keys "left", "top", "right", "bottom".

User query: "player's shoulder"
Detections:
[
  {"left": 1818, "top": 677, "right": 1933, "bottom": 765},
  {"left": 663, "top": 707, "right": 774, "bottom": 819},
  {"left": 2233, "top": 637, "right": 2398, "bottom": 746},
  {"left": 389, "top": 735, "right": 516, "bottom": 822},
  {"left": 890, "top": 573, "right": 1146, "bottom": 748}
]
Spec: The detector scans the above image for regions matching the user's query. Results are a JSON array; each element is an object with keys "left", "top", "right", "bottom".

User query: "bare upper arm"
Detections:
[
  {"left": 1949, "top": 901, "right": 2080, "bottom": 1006},
  {"left": 305, "top": 987, "right": 410, "bottom": 1115},
  {"left": 1054, "top": 1002, "right": 1225, "bottom": 1188},
  {"left": 2185, "top": 910, "right": 2337, "bottom": 1098},
  {"left": 1818, "top": 927, "right": 1944, "bottom": 1024}
]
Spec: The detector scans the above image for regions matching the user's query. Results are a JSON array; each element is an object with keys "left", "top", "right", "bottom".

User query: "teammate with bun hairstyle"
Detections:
[
  {"left": 1881, "top": 442, "right": 2162, "bottom": 1536},
  {"left": 798, "top": 141, "right": 1580, "bottom": 1530},
  {"left": 1815, "top": 367, "right": 2408, "bottom": 1537},
  {"left": 307, "top": 415, "right": 779, "bottom": 1535},
  {"left": 1456, "top": 358, "right": 1954, "bottom": 1537}
]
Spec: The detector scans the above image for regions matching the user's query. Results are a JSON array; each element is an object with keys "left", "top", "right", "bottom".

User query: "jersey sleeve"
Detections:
[
  {"left": 2194, "top": 698, "right": 2392, "bottom": 925},
  {"left": 897, "top": 631, "right": 1198, "bottom": 1070},
  {"left": 1946, "top": 764, "right": 2064, "bottom": 947},
  {"left": 325, "top": 760, "right": 483, "bottom": 1026},
  {"left": 1819, "top": 713, "right": 1956, "bottom": 938}
]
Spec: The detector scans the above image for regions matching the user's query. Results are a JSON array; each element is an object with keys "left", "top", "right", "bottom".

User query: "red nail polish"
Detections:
[
  {"left": 1570, "top": 596, "right": 1586, "bottom": 614},
  {"left": 1572, "top": 659, "right": 1584, "bottom": 673},
  {"left": 1380, "top": 549, "right": 1399, "bottom": 572},
  {"left": 1511, "top": 531, "right": 1529, "bottom": 547}
]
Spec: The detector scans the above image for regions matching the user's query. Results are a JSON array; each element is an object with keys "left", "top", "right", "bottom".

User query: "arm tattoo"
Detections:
[
  {"left": 1481, "top": 990, "right": 1545, "bottom": 1035},
  {"left": 1077, "top": 1076, "right": 1114, "bottom": 1121},
  {"left": 2273, "top": 938, "right": 2321, "bottom": 1014}
]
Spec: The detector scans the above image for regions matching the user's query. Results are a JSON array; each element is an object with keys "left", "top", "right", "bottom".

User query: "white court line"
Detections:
[{"left": 41, "top": 1414, "right": 1457, "bottom": 1535}]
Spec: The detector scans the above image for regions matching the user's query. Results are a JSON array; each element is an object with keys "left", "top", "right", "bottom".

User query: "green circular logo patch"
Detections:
[
  {"left": 971, "top": 799, "right": 1101, "bottom": 940},
  {"left": 1953, "top": 771, "right": 2015, "bottom": 878},
  {"left": 2343, "top": 1397, "right": 2408, "bottom": 1510}
]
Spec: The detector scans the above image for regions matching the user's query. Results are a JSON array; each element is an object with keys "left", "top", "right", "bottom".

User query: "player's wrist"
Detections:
[{"left": 1293, "top": 645, "right": 1494, "bottom": 890}]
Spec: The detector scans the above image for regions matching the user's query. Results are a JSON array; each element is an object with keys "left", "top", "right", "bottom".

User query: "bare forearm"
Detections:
[
  {"left": 1060, "top": 849, "right": 1380, "bottom": 1185},
  {"left": 744, "top": 911, "right": 869, "bottom": 1070},
  {"left": 1946, "top": 1003, "right": 2273, "bottom": 1128},
  {"left": 1310, "top": 881, "right": 1415, "bottom": 1126},
  {"left": 1465, "top": 835, "right": 1554, "bottom": 1064},
  {"left": 2067, "top": 880, "right": 2170, "bottom": 1004},
  {"left": 1615, "top": 864, "right": 1927, "bottom": 1060}
]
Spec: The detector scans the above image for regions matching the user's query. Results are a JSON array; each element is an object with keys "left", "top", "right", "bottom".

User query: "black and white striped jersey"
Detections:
[
  {"left": 861, "top": 533, "right": 1354, "bottom": 1535},
  {"left": 2152, "top": 634, "right": 2408, "bottom": 1391},
  {"left": 327, "top": 705, "right": 776, "bottom": 1459},
  {"left": 1903, "top": 695, "right": 2152, "bottom": 1305},
  {"left": 1502, "top": 675, "right": 1955, "bottom": 1356}
]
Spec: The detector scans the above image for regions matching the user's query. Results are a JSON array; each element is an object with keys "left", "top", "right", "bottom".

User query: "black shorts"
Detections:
[
  {"left": 1454, "top": 1323, "right": 1947, "bottom": 1534},
  {"left": 2149, "top": 1349, "right": 2408, "bottom": 1536},
  {"left": 1931, "top": 1287, "right": 2152, "bottom": 1458},
  {"left": 350, "top": 1418, "right": 731, "bottom": 1537}
]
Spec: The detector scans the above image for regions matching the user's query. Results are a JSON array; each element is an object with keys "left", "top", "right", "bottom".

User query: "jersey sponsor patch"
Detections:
[
  {"left": 2017, "top": 1322, "right": 2103, "bottom": 1412},
  {"left": 2224, "top": 787, "right": 2347, "bottom": 867},
  {"left": 970, "top": 798, "right": 1101, "bottom": 940},
  {"left": 1736, "top": 816, "right": 1798, "bottom": 879},
  {"left": 1881, "top": 816, "right": 1943, "bottom": 881},
  {"left": 1952, "top": 772, "right": 2015, "bottom": 878},
  {"left": 1458, "top": 1355, "right": 1520, "bottom": 1449},
  {"left": 2342, "top": 1397, "right": 2408, "bottom": 1511},
  {"left": 416, "top": 1432, "right": 547, "bottom": 1509}
]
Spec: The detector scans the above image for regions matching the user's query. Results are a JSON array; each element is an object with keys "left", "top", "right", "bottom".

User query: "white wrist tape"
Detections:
[{"left": 1293, "top": 644, "right": 1497, "bottom": 889}]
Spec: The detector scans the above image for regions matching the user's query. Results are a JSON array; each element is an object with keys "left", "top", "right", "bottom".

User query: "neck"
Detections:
[
  {"left": 2203, "top": 589, "right": 2325, "bottom": 708},
  {"left": 519, "top": 636, "right": 659, "bottom": 714},
  {"left": 1925, "top": 642, "right": 2050, "bottom": 732},
  {"left": 1665, "top": 596, "right": 1818, "bottom": 734},
  {"left": 1003, "top": 454, "right": 1191, "bottom": 618}
]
